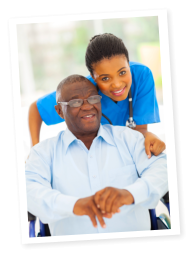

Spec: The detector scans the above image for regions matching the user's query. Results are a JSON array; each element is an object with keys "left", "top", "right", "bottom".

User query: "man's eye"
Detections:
[
  {"left": 120, "top": 71, "right": 126, "bottom": 76},
  {"left": 102, "top": 77, "right": 109, "bottom": 81}
]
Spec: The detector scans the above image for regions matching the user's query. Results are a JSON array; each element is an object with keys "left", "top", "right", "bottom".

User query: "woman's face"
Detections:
[{"left": 91, "top": 55, "right": 132, "bottom": 102}]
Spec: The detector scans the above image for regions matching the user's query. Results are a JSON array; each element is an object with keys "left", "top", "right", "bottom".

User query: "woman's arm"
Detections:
[
  {"left": 28, "top": 101, "right": 42, "bottom": 146},
  {"left": 133, "top": 124, "right": 166, "bottom": 158}
]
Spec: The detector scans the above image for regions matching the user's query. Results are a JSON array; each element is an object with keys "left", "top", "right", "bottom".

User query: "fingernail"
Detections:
[
  {"left": 97, "top": 205, "right": 100, "bottom": 208},
  {"left": 148, "top": 155, "right": 150, "bottom": 158},
  {"left": 103, "top": 224, "right": 106, "bottom": 228},
  {"left": 102, "top": 211, "right": 105, "bottom": 213}
]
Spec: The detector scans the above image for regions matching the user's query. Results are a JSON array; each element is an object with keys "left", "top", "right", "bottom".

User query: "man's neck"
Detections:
[{"left": 72, "top": 130, "right": 99, "bottom": 150}]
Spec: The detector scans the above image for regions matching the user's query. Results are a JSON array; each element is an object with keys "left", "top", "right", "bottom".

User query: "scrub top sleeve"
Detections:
[
  {"left": 36, "top": 91, "right": 64, "bottom": 125},
  {"left": 133, "top": 67, "right": 160, "bottom": 125}
]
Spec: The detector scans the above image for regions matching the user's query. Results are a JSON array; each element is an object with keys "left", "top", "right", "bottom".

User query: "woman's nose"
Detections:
[{"left": 111, "top": 78, "right": 122, "bottom": 89}]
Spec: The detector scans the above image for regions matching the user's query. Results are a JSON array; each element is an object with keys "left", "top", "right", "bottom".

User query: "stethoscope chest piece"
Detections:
[
  {"left": 126, "top": 89, "right": 136, "bottom": 128},
  {"left": 126, "top": 117, "right": 136, "bottom": 128}
]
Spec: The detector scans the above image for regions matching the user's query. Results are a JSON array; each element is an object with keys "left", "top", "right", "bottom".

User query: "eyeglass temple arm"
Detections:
[{"left": 57, "top": 102, "right": 68, "bottom": 105}]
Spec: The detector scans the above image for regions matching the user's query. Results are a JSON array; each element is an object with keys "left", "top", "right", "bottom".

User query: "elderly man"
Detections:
[{"left": 25, "top": 74, "right": 168, "bottom": 236}]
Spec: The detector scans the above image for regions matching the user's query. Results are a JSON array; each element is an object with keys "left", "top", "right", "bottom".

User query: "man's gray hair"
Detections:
[{"left": 56, "top": 74, "right": 90, "bottom": 102}]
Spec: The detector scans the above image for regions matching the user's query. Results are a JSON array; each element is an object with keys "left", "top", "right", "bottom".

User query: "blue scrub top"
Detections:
[{"left": 36, "top": 62, "right": 160, "bottom": 126}]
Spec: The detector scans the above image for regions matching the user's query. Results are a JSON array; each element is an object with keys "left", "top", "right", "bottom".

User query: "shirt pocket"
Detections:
[{"left": 108, "top": 164, "right": 139, "bottom": 188}]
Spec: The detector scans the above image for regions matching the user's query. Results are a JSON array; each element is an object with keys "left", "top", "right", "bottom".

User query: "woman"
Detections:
[{"left": 29, "top": 33, "right": 165, "bottom": 157}]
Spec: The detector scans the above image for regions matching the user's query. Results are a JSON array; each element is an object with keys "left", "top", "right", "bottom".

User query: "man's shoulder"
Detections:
[
  {"left": 102, "top": 124, "right": 142, "bottom": 141},
  {"left": 32, "top": 131, "right": 64, "bottom": 153}
]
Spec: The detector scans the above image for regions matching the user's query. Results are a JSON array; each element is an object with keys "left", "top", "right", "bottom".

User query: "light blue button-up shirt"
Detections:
[{"left": 26, "top": 124, "right": 168, "bottom": 236}]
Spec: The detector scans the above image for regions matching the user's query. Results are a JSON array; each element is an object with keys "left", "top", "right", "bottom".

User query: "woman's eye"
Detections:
[
  {"left": 102, "top": 77, "right": 109, "bottom": 81},
  {"left": 120, "top": 71, "right": 126, "bottom": 76}
]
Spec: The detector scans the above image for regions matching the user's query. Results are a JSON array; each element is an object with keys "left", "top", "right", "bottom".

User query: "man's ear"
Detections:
[{"left": 54, "top": 105, "right": 64, "bottom": 119}]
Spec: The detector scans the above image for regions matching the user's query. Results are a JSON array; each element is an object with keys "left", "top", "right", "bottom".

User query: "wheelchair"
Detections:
[{"left": 28, "top": 192, "right": 170, "bottom": 237}]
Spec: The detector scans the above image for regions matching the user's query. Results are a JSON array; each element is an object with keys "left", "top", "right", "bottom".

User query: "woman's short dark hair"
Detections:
[{"left": 85, "top": 33, "right": 129, "bottom": 75}]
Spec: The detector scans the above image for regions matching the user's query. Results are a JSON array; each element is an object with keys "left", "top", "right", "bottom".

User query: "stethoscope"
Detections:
[{"left": 97, "top": 86, "right": 136, "bottom": 128}]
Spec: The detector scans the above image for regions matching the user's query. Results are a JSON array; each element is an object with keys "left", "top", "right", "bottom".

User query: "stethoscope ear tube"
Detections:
[{"left": 102, "top": 113, "right": 112, "bottom": 125}]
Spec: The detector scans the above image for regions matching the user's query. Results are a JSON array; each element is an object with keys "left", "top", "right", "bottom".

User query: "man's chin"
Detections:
[{"left": 80, "top": 121, "right": 100, "bottom": 133}]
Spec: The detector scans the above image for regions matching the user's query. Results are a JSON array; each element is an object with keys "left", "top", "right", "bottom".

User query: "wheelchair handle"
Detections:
[{"left": 28, "top": 212, "right": 36, "bottom": 221}]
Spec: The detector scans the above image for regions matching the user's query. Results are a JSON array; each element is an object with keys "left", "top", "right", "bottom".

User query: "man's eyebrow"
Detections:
[
  {"left": 70, "top": 95, "right": 80, "bottom": 100},
  {"left": 99, "top": 67, "right": 126, "bottom": 77}
]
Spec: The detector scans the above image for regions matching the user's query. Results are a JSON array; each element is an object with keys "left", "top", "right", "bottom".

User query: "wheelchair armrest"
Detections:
[{"left": 28, "top": 212, "right": 36, "bottom": 222}]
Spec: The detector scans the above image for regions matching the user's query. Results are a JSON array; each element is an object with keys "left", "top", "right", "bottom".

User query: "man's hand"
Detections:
[
  {"left": 73, "top": 195, "right": 112, "bottom": 228},
  {"left": 144, "top": 132, "right": 166, "bottom": 158},
  {"left": 94, "top": 187, "right": 134, "bottom": 214}
]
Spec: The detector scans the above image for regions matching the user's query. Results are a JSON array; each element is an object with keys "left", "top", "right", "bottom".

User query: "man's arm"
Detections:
[
  {"left": 94, "top": 130, "right": 168, "bottom": 213},
  {"left": 126, "top": 131, "right": 168, "bottom": 208},
  {"left": 26, "top": 147, "right": 109, "bottom": 227},
  {"left": 26, "top": 147, "right": 78, "bottom": 224}
]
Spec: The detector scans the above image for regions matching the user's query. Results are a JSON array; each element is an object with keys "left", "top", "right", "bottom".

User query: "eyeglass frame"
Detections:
[{"left": 57, "top": 95, "right": 102, "bottom": 108}]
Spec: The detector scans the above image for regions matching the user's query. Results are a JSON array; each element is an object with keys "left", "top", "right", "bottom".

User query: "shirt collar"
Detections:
[
  {"left": 96, "top": 124, "right": 115, "bottom": 147},
  {"left": 63, "top": 127, "right": 78, "bottom": 155},
  {"left": 63, "top": 124, "right": 115, "bottom": 154}
]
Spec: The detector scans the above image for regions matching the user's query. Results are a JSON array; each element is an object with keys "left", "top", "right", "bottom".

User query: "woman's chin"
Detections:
[{"left": 111, "top": 92, "right": 129, "bottom": 102}]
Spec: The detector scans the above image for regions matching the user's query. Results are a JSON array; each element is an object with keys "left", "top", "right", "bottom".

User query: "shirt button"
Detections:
[
  {"left": 90, "top": 155, "right": 93, "bottom": 158},
  {"left": 93, "top": 175, "right": 97, "bottom": 178}
]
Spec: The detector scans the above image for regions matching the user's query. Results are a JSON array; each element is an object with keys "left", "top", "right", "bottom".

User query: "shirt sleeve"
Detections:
[
  {"left": 123, "top": 130, "right": 168, "bottom": 209},
  {"left": 25, "top": 147, "right": 79, "bottom": 224},
  {"left": 132, "top": 65, "right": 160, "bottom": 125},
  {"left": 36, "top": 91, "right": 64, "bottom": 125}
]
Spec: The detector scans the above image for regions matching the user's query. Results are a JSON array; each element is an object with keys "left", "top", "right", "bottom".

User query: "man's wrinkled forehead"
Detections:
[{"left": 61, "top": 81, "right": 98, "bottom": 101}]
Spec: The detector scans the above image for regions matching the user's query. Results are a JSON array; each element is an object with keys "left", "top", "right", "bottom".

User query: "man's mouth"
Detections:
[
  {"left": 111, "top": 86, "right": 126, "bottom": 96},
  {"left": 81, "top": 114, "right": 96, "bottom": 120}
]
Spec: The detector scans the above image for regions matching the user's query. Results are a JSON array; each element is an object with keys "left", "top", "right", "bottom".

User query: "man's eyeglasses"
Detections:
[{"left": 58, "top": 95, "right": 102, "bottom": 108}]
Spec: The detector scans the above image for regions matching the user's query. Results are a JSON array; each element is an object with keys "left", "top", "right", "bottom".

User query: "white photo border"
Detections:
[{"left": 9, "top": 9, "right": 180, "bottom": 244}]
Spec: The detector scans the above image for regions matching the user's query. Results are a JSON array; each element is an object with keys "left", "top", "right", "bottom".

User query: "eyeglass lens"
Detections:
[{"left": 69, "top": 95, "right": 101, "bottom": 107}]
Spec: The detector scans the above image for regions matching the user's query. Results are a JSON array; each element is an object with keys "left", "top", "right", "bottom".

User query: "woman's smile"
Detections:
[
  {"left": 111, "top": 86, "right": 126, "bottom": 96},
  {"left": 92, "top": 55, "right": 132, "bottom": 102}
]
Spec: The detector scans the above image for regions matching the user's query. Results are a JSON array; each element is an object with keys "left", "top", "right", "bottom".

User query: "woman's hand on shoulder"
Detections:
[
  {"left": 144, "top": 132, "right": 166, "bottom": 158},
  {"left": 133, "top": 125, "right": 166, "bottom": 158}
]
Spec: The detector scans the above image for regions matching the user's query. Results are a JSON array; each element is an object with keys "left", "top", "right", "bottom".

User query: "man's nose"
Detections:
[{"left": 80, "top": 99, "right": 93, "bottom": 110}]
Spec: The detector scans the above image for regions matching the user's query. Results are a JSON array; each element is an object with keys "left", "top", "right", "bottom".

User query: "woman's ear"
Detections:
[
  {"left": 54, "top": 105, "right": 64, "bottom": 119},
  {"left": 90, "top": 73, "right": 95, "bottom": 82}
]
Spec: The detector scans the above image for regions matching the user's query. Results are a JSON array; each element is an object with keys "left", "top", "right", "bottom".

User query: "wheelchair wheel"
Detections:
[
  {"left": 157, "top": 213, "right": 171, "bottom": 229},
  {"left": 37, "top": 232, "right": 42, "bottom": 237}
]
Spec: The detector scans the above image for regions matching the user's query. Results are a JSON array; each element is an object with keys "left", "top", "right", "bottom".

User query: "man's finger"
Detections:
[
  {"left": 98, "top": 188, "right": 112, "bottom": 213},
  {"left": 87, "top": 208, "right": 98, "bottom": 228},
  {"left": 103, "top": 213, "right": 113, "bottom": 218},
  {"left": 111, "top": 196, "right": 122, "bottom": 213},
  {"left": 105, "top": 192, "right": 117, "bottom": 213},
  {"left": 92, "top": 202, "right": 106, "bottom": 228},
  {"left": 94, "top": 188, "right": 106, "bottom": 208}
]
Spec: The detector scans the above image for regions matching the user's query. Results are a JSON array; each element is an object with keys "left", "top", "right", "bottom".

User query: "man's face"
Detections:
[{"left": 58, "top": 81, "right": 101, "bottom": 136}]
